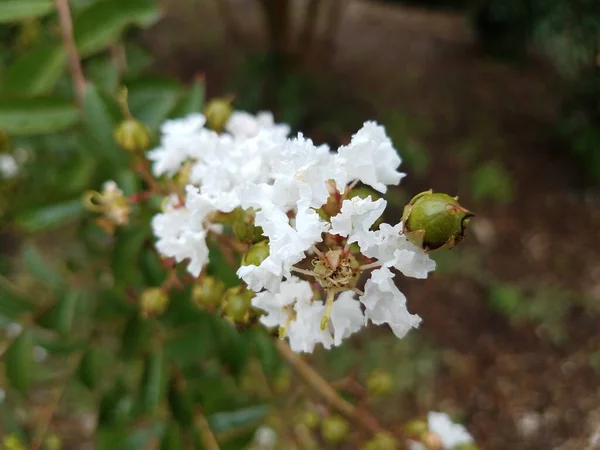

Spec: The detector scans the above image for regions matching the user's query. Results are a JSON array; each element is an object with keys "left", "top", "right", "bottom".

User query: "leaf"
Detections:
[
  {"left": 169, "top": 77, "right": 205, "bottom": 117},
  {"left": 160, "top": 422, "right": 185, "bottom": 450},
  {"left": 5, "top": 330, "right": 34, "bottom": 393},
  {"left": 140, "top": 348, "right": 167, "bottom": 413},
  {"left": 208, "top": 405, "right": 270, "bottom": 434},
  {"left": 127, "top": 77, "right": 182, "bottom": 129},
  {"left": 37, "top": 289, "right": 80, "bottom": 335},
  {"left": 212, "top": 317, "right": 249, "bottom": 377},
  {"left": 0, "top": 98, "right": 78, "bottom": 135},
  {"left": 164, "top": 321, "right": 213, "bottom": 367},
  {"left": 74, "top": 0, "right": 161, "bottom": 57},
  {"left": 120, "top": 313, "right": 153, "bottom": 360},
  {"left": 0, "top": 285, "right": 33, "bottom": 322},
  {"left": 112, "top": 226, "right": 150, "bottom": 287},
  {"left": 21, "top": 243, "right": 64, "bottom": 291},
  {"left": 3, "top": 42, "right": 66, "bottom": 96},
  {"left": 0, "top": 0, "right": 54, "bottom": 23},
  {"left": 16, "top": 199, "right": 85, "bottom": 232},
  {"left": 78, "top": 347, "right": 107, "bottom": 390},
  {"left": 167, "top": 378, "right": 194, "bottom": 427},
  {"left": 98, "top": 379, "right": 135, "bottom": 426},
  {"left": 83, "top": 83, "right": 126, "bottom": 167},
  {"left": 207, "top": 246, "right": 239, "bottom": 288}
]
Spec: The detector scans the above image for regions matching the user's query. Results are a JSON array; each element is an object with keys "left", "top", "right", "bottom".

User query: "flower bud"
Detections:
[
  {"left": 241, "top": 240, "right": 270, "bottom": 267},
  {"left": 204, "top": 98, "right": 233, "bottom": 133},
  {"left": 2, "top": 434, "right": 25, "bottom": 450},
  {"left": 299, "top": 410, "right": 320, "bottom": 430},
  {"left": 192, "top": 276, "right": 225, "bottom": 309},
  {"left": 362, "top": 432, "right": 398, "bottom": 450},
  {"left": 402, "top": 190, "right": 473, "bottom": 251},
  {"left": 140, "top": 287, "right": 169, "bottom": 317},
  {"left": 114, "top": 119, "right": 151, "bottom": 152},
  {"left": 273, "top": 368, "right": 292, "bottom": 394},
  {"left": 223, "top": 286, "right": 254, "bottom": 323},
  {"left": 366, "top": 368, "right": 393, "bottom": 396},
  {"left": 421, "top": 431, "right": 443, "bottom": 450},
  {"left": 321, "top": 415, "right": 350, "bottom": 444},
  {"left": 233, "top": 219, "right": 265, "bottom": 244},
  {"left": 404, "top": 419, "right": 428, "bottom": 437}
]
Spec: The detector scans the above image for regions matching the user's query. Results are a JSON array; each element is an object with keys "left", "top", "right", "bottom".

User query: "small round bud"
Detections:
[
  {"left": 299, "top": 410, "right": 320, "bottom": 430},
  {"left": 349, "top": 186, "right": 381, "bottom": 202},
  {"left": 321, "top": 415, "right": 350, "bottom": 444},
  {"left": 204, "top": 98, "right": 233, "bottom": 133},
  {"left": 140, "top": 288, "right": 169, "bottom": 316},
  {"left": 233, "top": 217, "right": 265, "bottom": 243},
  {"left": 402, "top": 190, "right": 473, "bottom": 251},
  {"left": 2, "top": 434, "right": 25, "bottom": 450},
  {"left": 223, "top": 286, "right": 254, "bottom": 323},
  {"left": 404, "top": 419, "right": 428, "bottom": 437},
  {"left": 366, "top": 368, "right": 393, "bottom": 396},
  {"left": 273, "top": 368, "right": 292, "bottom": 394},
  {"left": 114, "top": 119, "right": 151, "bottom": 152},
  {"left": 422, "top": 431, "right": 443, "bottom": 450},
  {"left": 192, "top": 276, "right": 225, "bottom": 309},
  {"left": 362, "top": 432, "right": 398, "bottom": 450},
  {"left": 242, "top": 240, "right": 270, "bottom": 267}
]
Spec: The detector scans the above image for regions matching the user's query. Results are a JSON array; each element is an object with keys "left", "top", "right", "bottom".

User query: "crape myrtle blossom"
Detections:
[
  {"left": 148, "top": 110, "right": 436, "bottom": 353},
  {"left": 408, "top": 412, "right": 474, "bottom": 450}
]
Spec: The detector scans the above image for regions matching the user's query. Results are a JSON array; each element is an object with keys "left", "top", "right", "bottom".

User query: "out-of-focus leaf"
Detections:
[
  {"left": 121, "top": 313, "right": 153, "bottom": 360},
  {"left": 5, "top": 330, "right": 34, "bottom": 393},
  {"left": 249, "top": 328, "right": 282, "bottom": 378},
  {"left": 85, "top": 55, "right": 119, "bottom": 93},
  {"left": 112, "top": 226, "right": 150, "bottom": 287},
  {"left": 164, "top": 321, "right": 213, "bottom": 367},
  {"left": 3, "top": 42, "right": 66, "bottom": 96},
  {"left": 21, "top": 243, "right": 64, "bottom": 291},
  {"left": 74, "top": 0, "right": 160, "bottom": 57},
  {"left": 208, "top": 405, "right": 270, "bottom": 433},
  {"left": 16, "top": 199, "right": 85, "bottom": 232},
  {"left": 97, "top": 423, "right": 163, "bottom": 450},
  {"left": 160, "top": 422, "right": 185, "bottom": 450},
  {"left": 127, "top": 77, "right": 182, "bottom": 129},
  {"left": 169, "top": 77, "right": 205, "bottom": 117},
  {"left": 37, "top": 289, "right": 80, "bottom": 335},
  {"left": 207, "top": 245, "right": 239, "bottom": 288},
  {"left": 0, "top": 0, "right": 54, "bottom": 23},
  {"left": 140, "top": 348, "right": 167, "bottom": 413},
  {"left": 0, "top": 98, "right": 78, "bottom": 135},
  {"left": 98, "top": 379, "right": 135, "bottom": 426},
  {"left": 78, "top": 347, "right": 108, "bottom": 390},
  {"left": 83, "top": 83, "right": 126, "bottom": 166},
  {"left": 167, "top": 378, "right": 194, "bottom": 427},
  {"left": 212, "top": 317, "right": 249, "bottom": 377},
  {"left": 0, "top": 285, "right": 33, "bottom": 321},
  {"left": 140, "top": 248, "right": 166, "bottom": 286}
]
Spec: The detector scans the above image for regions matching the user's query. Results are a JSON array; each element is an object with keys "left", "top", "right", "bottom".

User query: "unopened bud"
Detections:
[
  {"left": 223, "top": 286, "right": 254, "bottom": 323},
  {"left": 362, "top": 432, "right": 398, "bottom": 450},
  {"left": 192, "top": 276, "right": 225, "bottom": 309},
  {"left": 404, "top": 419, "right": 428, "bottom": 438},
  {"left": 2, "top": 434, "right": 25, "bottom": 450},
  {"left": 299, "top": 410, "right": 320, "bottom": 430},
  {"left": 366, "top": 368, "right": 393, "bottom": 396},
  {"left": 242, "top": 240, "right": 270, "bottom": 267},
  {"left": 422, "top": 431, "right": 443, "bottom": 450},
  {"left": 140, "top": 288, "right": 169, "bottom": 316},
  {"left": 233, "top": 210, "right": 265, "bottom": 243},
  {"left": 273, "top": 368, "right": 292, "bottom": 394},
  {"left": 321, "top": 415, "right": 350, "bottom": 444},
  {"left": 402, "top": 190, "right": 473, "bottom": 251},
  {"left": 114, "top": 119, "right": 151, "bottom": 152},
  {"left": 204, "top": 98, "right": 233, "bottom": 133}
]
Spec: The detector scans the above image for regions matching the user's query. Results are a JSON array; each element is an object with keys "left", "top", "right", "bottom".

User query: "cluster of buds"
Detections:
[
  {"left": 83, "top": 180, "right": 131, "bottom": 232},
  {"left": 405, "top": 413, "right": 478, "bottom": 450}
]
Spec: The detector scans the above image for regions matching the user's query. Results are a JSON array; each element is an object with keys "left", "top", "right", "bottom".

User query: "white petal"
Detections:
[
  {"left": 330, "top": 291, "right": 365, "bottom": 345},
  {"left": 330, "top": 196, "right": 386, "bottom": 249},
  {"left": 428, "top": 412, "right": 474, "bottom": 449}
]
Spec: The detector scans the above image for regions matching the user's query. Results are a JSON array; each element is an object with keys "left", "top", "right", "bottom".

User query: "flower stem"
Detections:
[
  {"left": 276, "top": 340, "right": 382, "bottom": 434},
  {"left": 359, "top": 261, "right": 382, "bottom": 271}
]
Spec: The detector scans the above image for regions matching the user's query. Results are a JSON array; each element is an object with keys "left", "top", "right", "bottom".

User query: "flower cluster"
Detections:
[{"left": 145, "top": 109, "right": 438, "bottom": 353}]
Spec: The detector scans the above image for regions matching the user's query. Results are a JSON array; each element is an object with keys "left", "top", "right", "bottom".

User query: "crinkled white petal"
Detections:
[
  {"left": 252, "top": 277, "right": 311, "bottom": 328},
  {"left": 330, "top": 291, "right": 365, "bottom": 346},
  {"left": 428, "top": 412, "right": 474, "bottom": 449},
  {"left": 237, "top": 255, "right": 284, "bottom": 293},
  {"left": 335, "top": 121, "right": 404, "bottom": 193},
  {"left": 330, "top": 196, "right": 386, "bottom": 249},
  {"left": 360, "top": 267, "right": 421, "bottom": 339},
  {"left": 226, "top": 110, "right": 290, "bottom": 139},
  {"left": 288, "top": 297, "right": 334, "bottom": 353}
]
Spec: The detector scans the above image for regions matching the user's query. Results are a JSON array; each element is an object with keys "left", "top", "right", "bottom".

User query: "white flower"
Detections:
[
  {"left": 0, "top": 154, "right": 18, "bottom": 179},
  {"left": 360, "top": 267, "right": 421, "bottom": 339},
  {"left": 330, "top": 291, "right": 364, "bottom": 346},
  {"left": 330, "top": 196, "right": 386, "bottom": 249},
  {"left": 226, "top": 111, "right": 290, "bottom": 139},
  {"left": 335, "top": 121, "right": 404, "bottom": 193},
  {"left": 252, "top": 426, "right": 277, "bottom": 450},
  {"left": 361, "top": 223, "right": 435, "bottom": 279},
  {"left": 5, "top": 322, "right": 23, "bottom": 338},
  {"left": 428, "top": 412, "right": 474, "bottom": 449}
]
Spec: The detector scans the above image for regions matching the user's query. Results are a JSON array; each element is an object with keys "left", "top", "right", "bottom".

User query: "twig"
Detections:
[
  {"left": 195, "top": 408, "right": 221, "bottom": 450},
  {"left": 276, "top": 340, "right": 382, "bottom": 434},
  {"left": 298, "top": 0, "right": 321, "bottom": 60},
  {"left": 214, "top": 0, "right": 245, "bottom": 50},
  {"left": 54, "top": 0, "right": 86, "bottom": 106}
]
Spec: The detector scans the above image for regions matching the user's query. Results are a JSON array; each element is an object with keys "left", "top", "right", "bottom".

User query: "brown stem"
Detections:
[
  {"left": 276, "top": 340, "right": 382, "bottom": 434},
  {"left": 54, "top": 0, "right": 86, "bottom": 106},
  {"left": 214, "top": 0, "right": 245, "bottom": 51},
  {"left": 298, "top": 0, "right": 321, "bottom": 60}
]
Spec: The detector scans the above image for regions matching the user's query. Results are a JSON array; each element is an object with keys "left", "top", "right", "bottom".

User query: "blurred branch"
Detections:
[
  {"left": 299, "top": 0, "right": 321, "bottom": 59},
  {"left": 320, "top": 0, "right": 346, "bottom": 62},
  {"left": 195, "top": 408, "right": 221, "bottom": 450},
  {"left": 214, "top": 0, "right": 246, "bottom": 50},
  {"left": 276, "top": 340, "right": 383, "bottom": 434},
  {"left": 54, "top": 0, "right": 86, "bottom": 107}
]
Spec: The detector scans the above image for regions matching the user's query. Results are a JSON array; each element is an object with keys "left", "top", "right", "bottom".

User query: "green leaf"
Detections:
[
  {"left": 169, "top": 77, "right": 205, "bottom": 117},
  {"left": 5, "top": 330, "right": 34, "bottom": 393},
  {"left": 78, "top": 347, "right": 108, "bottom": 390},
  {"left": 86, "top": 55, "right": 120, "bottom": 93},
  {"left": 207, "top": 246, "right": 239, "bottom": 288},
  {"left": 16, "top": 199, "right": 85, "bottom": 232},
  {"left": 167, "top": 378, "right": 194, "bottom": 427},
  {"left": 98, "top": 379, "right": 135, "bottom": 426},
  {"left": 0, "top": 285, "right": 33, "bottom": 322},
  {"left": 127, "top": 78, "right": 182, "bottom": 129},
  {"left": 83, "top": 83, "right": 126, "bottom": 167},
  {"left": 140, "top": 348, "right": 167, "bottom": 413},
  {"left": 21, "top": 243, "right": 64, "bottom": 291},
  {"left": 160, "top": 422, "right": 185, "bottom": 450},
  {"left": 164, "top": 321, "right": 212, "bottom": 367},
  {"left": 112, "top": 226, "right": 150, "bottom": 287},
  {"left": 212, "top": 318, "right": 249, "bottom": 377},
  {"left": 0, "top": 98, "right": 78, "bottom": 135},
  {"left": 3, "top": 42, "right": 66, "bottom": 96},
  {"left": 74, "top": 0, "right": 160, "bottom": 57},
  {"left": 208, "top": 405, "right": 270, "bottom": 434},
  {"left": 121, "top": 313, "right": 153, "bottom": 360},
  {"left": 37, "top": 289, "right": 80, "bottom": 335},
  {"left": 0, "top": 0, "right": 54, "bottom": 23}
]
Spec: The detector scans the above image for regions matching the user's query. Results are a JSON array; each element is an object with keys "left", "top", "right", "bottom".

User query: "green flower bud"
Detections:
[
  {"left": 213, "top": 207, "right": 244, "bottom": 226},
  {"left": 321, "top": 415, "right": 350, "bottom": 444},
  {"left": 349, "top": 186, "right": 381, "bottom": 202},
  {"left": 362, "top": 432, "right": 398, "bottom": 450},
  {"left": 192, "top": 276, "right": 225, "bottom": 309},
  {"left": 404, "top": 419, "right": 428, "bottom": 437},
  {"left": 233, "top": 217, "right": 265, "bottom": 243},
  {"left": 223, "top": 286, "right": 254, "bottom": 323},
  {"left": 366, "top": 368, "right": 393, "bottom": 396},
  {"left": 140, "top": 288, "right": 169, "bottom": 317},
  {"left": 299, "top": 410, "right": 320, "bottom": 430},
  {"left": 204, "top": 98, "right": 233, "bottom": 133},
  {"left": 2, "top": 434, "right": 25, "bottom": 450},
  {"left": 273, "top": 368, "right": 292, "bottom": 394},
  {"left": 402, "top": 190, "right": 473, "bottom": 251},
  {"left": 241, "top": 240, "right": 270, "bottom": 267},
  {"left": 114, "top": 119, "right": 151, "bottom": 152}
]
